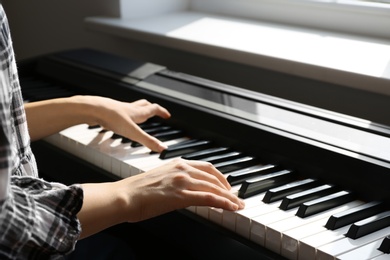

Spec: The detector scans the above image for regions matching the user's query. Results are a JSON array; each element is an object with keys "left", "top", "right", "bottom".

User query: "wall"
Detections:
[{"left": 2, "top": 0, "right": 390, "bottom": 125}]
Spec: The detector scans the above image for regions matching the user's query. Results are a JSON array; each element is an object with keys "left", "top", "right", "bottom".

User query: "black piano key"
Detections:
[
  {"left": 325, "top": 201, "right": 386, "bottom": 230},
  {"left": 170, "top": 139, "right": 200, "bottom": 147},
  {"left": 148, "top": 139, "right": 200, "bottom": 154},
  {"left": 111, "top": 133, "right": 123, "bottom": 139},
  {"left": 200, "top": 151, "right": 245, "bottom": 164},
  {"left": 238, "top": 169, "right": 295, "bottom": 199},
  {"left": 182, "top": 147, "right": 231, "bottom": 160},
  {"left": 279, "top": 184, "right": 338, "bottom": 211},
  {"left": 132, "top": 129, "right": 186, "bottom": 147},
  {"left": 227, "top": 164, "right": 277, "bottom": 186},
  {"left": 144, "top": 125, "right": 172, "bottom": 135},
  {"left": 159, "top": 140, "right": 213, "bottom": 159},
  {"left": 88, "top": 125, "right": 101, "bottom": 129},
  {"left": 121, "top": 137, "right": 132, "bottom": 144},
  {"left": 262, "top": 178, "right": 320, "bottom": 203},
  {"left": 213, "top": 156, "right": 259, "bottom": 174},
  {"left": 131, "top": 142, "right": 143, "bottom": 148},
  {"left": 138, "top": 121, "right": 162, "bottom": 129},
  {"left": 379, "top": 235, "right": 390, "bottom": 253},
  {"left": 296, "top": 190, "right": 356, "bottom": 218},
  {"left": 132, "top": 124, "right": 171, "bottom": 146},
  {"left": 152, "top": 129, "right": 186, "bottom": 141},
  {"left": 346, "top": 210, "right": 390, "bottom": 239},
  {"left": 154, "top": 139, "right": 201, "bottom": 154}
]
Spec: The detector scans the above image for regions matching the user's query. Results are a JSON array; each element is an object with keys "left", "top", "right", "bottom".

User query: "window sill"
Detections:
[{"left": 85, "top": 11, "right": 390, "bottom": 96}]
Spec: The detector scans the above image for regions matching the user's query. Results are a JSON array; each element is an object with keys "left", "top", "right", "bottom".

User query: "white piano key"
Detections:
[
  {"left": 370, "top": 254, "right": 390, "bottom": 260},
  {"left": 316, "top": 226, "right": 390, "bottom": 260},
  {"left": 235, "top": 200, "right": 280, "bottom": 239},
  {"left": 283, "top": 217, "right": 343, "bottom": 260},
  {"left": 207, "top": 185, "right": 254, "bottom": 225},
  {"left": 221, "top": 191, "right": 265, "bottom": 232},
  {"left": 44, "top": 132, "right": 63, "bottom": 147},
  {"left": 59, "top": 124, "right": 90, "bottom": 138},
  {"left": 250, "top": 207, "right": 297, "bottom": 246},
  {"left": 337, "top": 236, "right": 385, "bottom": 260},
  {"left": 222, "top": 209, "right": 238, "bottom": 232},
  {"left": 265, "top": 200, "right": 362, "bottom": 254},
  {"left": 92, "top": 132, "right": 125, "bottom": 176},
  {"left": 196, "top": 206, "right": 210, "bottom": 219},
  {"left": 46, "top": 124, "right": 191, "bottom": 179},
  {"left": 51, "top": 125, "right": 88, "bottom": 154},
  {"left": 121, "top": 139, "right": 188, "bottom": 174},
  {"left": 186, "top": 206, "right": 197, "bottom": 213},
  {"left": 195, "top": 182, "right": 242, "bottom": 223},
  {"left": 72, "top": 126, "right": 106, "bottom": 164},
  {"left": 109, "top": 137, "right": 188, "bottom": 177},
  {"left": 281, "top": 200, "right": 364, "bottom": 259},
  {"left": 102, "top": 138, "right": 125, "bottom": 177},
  {"left": 298, "top": 225, "right": 351, "bottom": 260},
  {"left": 209, "top": 207, "right": 224, "bottom": 224},
  {"left": 50, "top": 125, "right": 110, "bottom": 166}
]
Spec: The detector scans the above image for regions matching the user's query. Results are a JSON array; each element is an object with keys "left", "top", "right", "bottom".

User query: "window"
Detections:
[
  {"left": 188, "top": 0, "right": 390, "bottom": 39},
  {"left": 118, "top": 0, "right": 389, "bottom": 39},
  {"left": 89, "top": 0, "right": 390, "bottom": 99}
]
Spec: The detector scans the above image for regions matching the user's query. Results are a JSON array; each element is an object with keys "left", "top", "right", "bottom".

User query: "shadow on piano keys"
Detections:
[{"left": 22, "top": 48, "right": 390, "bottom": 260}]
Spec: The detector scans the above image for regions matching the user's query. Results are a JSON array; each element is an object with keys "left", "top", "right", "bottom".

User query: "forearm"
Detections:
[
  {"left": 25, "top": 96, "right": 96, "bottom": 141},
  {"left": 77, "top": 182, "right": 128, "bottom": 239}
]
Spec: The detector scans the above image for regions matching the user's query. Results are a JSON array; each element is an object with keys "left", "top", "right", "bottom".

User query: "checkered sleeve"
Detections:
[
  {"left": 0, "top": 178, "right": 83, "bottom": 259},
  {"left": 0, "top": 4, "right": 84, "bottom": 259}
]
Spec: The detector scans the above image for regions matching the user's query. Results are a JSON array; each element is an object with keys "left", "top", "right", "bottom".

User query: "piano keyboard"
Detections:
[
  {"left": 20, "top": 49, "right": 390, "bottom": 260},
  {"left": 42, "top": 120, "right": 390, "bottom": 260}
]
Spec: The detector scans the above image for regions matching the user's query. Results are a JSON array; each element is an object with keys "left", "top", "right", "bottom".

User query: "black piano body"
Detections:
[{"left": 19, "top": 49, "right": 390, "bottom": 259}]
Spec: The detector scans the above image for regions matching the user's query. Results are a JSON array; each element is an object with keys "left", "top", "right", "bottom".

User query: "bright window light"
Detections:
[{"left": 189, "top": 0, "right": 390, "bottom": 39}]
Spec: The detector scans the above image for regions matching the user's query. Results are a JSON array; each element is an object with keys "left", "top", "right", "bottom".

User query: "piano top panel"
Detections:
[{"left": 139, "top": 71, "right": 390, "bottom": 166}]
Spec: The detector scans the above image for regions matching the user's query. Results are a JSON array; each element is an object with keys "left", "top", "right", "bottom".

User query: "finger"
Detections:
[
  {"left": 114, "top": 119, "right": 167, "bottom": 152},
  {"left": 168, "top": 166, "right": 245, "bottom": 209},
  {"left": 142, "top": 103, "right": 171, "bottom": 120},
  {"left": 187, "top": 178, "right": 242, "bottom": 204},
  {"left": 184, "top": 160, "right": 231, "bottom": 189},
  {"left": 181, "top": 188, "right": 245, "bottom": 211},
  {"left": 183, "top": 163, "right": 230, "bottom": 191},
  {"left": 132, "top": 127, "right": 168, "bottom": 152},
  {"left": 131, "top": 99, "right": 151, "bottom": 107}
]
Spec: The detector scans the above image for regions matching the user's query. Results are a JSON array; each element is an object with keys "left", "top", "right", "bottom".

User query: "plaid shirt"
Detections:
[{"left": 0, "top": 5, "right": 83, "bottom": 259}]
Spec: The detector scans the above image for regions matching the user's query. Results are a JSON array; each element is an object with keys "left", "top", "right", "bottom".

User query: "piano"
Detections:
[{"left": 20, "top": 48, "right": 390, "bottom": 260}]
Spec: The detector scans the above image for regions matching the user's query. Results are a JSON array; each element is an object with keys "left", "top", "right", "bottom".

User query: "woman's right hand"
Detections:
[{"left": 118, "top": 158, "right": 245, "bottom": 222}]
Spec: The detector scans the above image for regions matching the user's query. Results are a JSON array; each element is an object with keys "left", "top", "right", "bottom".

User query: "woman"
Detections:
[{"left": 0, "top": 4, "right": 244, "bottom": 259}]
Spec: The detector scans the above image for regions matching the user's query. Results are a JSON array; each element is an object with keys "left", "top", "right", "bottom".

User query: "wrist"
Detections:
[
  {"left": 78, "top": 181, "right": 130, "bottom": 238},
  {"left": 70, "top": 95, "right": 100, "bottom": 126}
]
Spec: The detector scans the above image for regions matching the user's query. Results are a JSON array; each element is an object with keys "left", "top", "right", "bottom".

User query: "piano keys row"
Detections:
[{"left": 43, "top": 119, "right": 390, "bottom": 260}]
